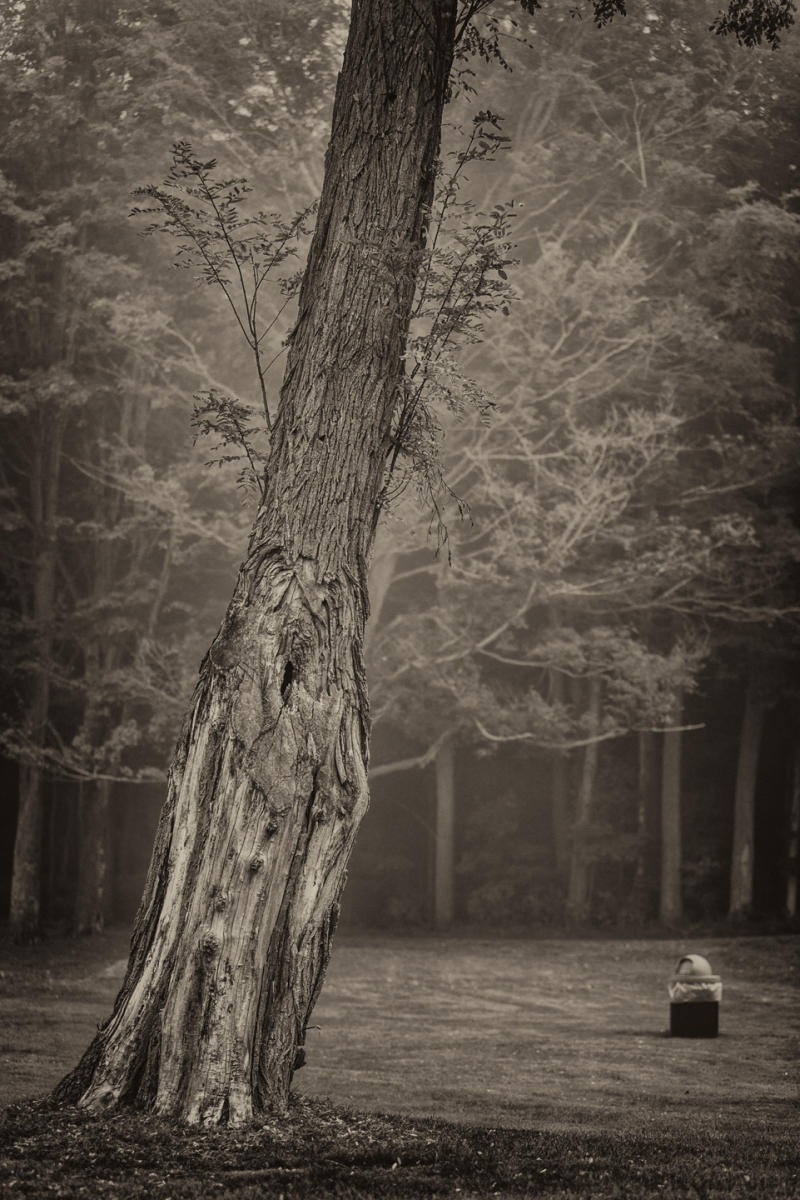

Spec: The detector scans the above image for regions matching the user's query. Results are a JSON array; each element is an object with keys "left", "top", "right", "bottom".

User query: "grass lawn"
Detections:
[{"left": 1, "top": 929, "right": 798, "bottom": 1196}]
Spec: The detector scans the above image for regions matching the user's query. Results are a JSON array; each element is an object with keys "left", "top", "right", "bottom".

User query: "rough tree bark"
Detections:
[
  {"left": 728, "top": 677, "right": 764, "bottom": 917},
  {"left": 54, "top": 0, "right": 457, "bottom": 1125},
  {"left": 787, "top": 728, "right": 800, "bottom": 918}
]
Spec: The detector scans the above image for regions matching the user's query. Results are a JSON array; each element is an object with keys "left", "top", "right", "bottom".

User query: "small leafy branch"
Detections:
[
  {"left": 132, "top": 129, "right": 516, "bottom": 530},
  {"left": 191, "top": 390, "right": 267, "bottom": 498},
  {"left": 455, "top": 4, "right": 517, "bottom": 74},
  {"left": 131, "top": 142, "right": 315, "bottom": 492},
  {"left": 709, "top": 0, "right": 796, "bottom": 47}
]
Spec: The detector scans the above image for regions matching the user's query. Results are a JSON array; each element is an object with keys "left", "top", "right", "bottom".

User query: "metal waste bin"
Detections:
[{"left": 668, "top": 953, "right": 722, "bottom": 1037}]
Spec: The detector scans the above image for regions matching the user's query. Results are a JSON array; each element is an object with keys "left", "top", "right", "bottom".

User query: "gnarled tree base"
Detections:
[{"left": 54, "top": 555, "right": 369, "bottom": 1125}]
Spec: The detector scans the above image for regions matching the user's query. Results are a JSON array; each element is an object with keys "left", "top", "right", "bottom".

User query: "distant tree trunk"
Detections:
[
  {"left": 74, "top": 780, "right": 112, "bottom": 935},
  {"left": 566, "top": 676, "right": 601, "bottom": 922},
  {"left": 72, "top": 448, "right": 120, "bottom": 938},
  {"left": 54, "top": 0, "right": 457, "bottom": 1125},
  {"left": 660, "top": 695, "right": 683, "bottom": 924},
  {"left": 627, "top": 731, "right": 659, "bottom": 920},
  {"left": 10, "top": 764, "right": 46, "bottom": 941},
  {"left": 364, "top": 546, "right": 397, "bottom": 655},
  {"left": 547, "top": 610, "right": 570, "bottom": 876},
  {"left": 787, "top": 733, "right": 800, "bottom": 918},
  {"left": 434, "top": 737, "right": 456, "bottom": 928},
  {"left": 729, "top": 679, "right": 765, "bottom": 917},
  {"left": 551, "top": 750, "right": 570, "bottom": 878},
  {"left": 549, "top": 666, "right": 570, "bottom": 877},
  {"left": 9, "top": 413, "right": 63, "bottom": 942}
]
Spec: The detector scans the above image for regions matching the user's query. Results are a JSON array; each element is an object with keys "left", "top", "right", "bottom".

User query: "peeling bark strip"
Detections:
[{"left": 54, "top": 0, "right": 457, "bottom": 1124}]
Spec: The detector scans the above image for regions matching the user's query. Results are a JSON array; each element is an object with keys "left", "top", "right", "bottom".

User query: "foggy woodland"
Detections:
[{"left": 2, "top": 0, "right": 800, "bottom": 955}]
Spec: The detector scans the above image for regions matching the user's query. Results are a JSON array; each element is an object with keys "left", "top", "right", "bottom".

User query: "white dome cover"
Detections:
[{"left": 675, "top": 953, "right": 714, "bottom": 976}]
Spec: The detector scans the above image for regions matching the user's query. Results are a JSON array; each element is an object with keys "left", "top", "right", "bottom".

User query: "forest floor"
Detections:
[{"left": 0, "top": 929, "right": 798, "bottom": 1197}]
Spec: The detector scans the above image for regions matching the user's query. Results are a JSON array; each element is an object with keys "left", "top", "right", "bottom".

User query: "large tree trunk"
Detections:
[
  {"left": 434, "top": 737, "right": 456, "bottom": 928},
  {"left": 54, "top": 0, "right": 457, "bottom": 1125},
  {"left": 660, "top": 695, "right": 683, "bottom": 924},
  {"left": 566, "top": 676, "right": 602, "bottom": 922},
  {"left": 728, "top": 678, "right": 764, "bottom": 917}
]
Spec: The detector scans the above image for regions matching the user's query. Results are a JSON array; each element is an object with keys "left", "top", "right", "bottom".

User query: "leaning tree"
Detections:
[{"left": 54, "top": 0, "right": 795, "bottom": 1125}]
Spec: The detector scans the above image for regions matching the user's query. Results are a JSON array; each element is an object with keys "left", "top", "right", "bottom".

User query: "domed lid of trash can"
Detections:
[{"left": 675, "top": 953, "right": 714, "bottom": 976}]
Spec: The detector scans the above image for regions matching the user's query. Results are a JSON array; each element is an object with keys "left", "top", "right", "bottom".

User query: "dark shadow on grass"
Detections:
[
  {"left": 596, "top": 1029, "right": 671, "bottom": 1038},
  {"left": 599, "top": 1029, "right": 735, "bottom": 1039},
  {"left": 3, "top": 1095, "right": 800, "bottom": 1199}
]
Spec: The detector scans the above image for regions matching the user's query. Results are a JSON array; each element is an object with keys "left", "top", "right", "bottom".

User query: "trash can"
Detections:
[{"left": 668, "top": 953, "right": 722, "bottom": 1037}]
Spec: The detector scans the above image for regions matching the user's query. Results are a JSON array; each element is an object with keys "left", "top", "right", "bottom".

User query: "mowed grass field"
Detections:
[
  {"left": 300, "top": 934, "right": 800, "bottom": 1135},
  {"left": 1, "top": 929, "right": 798, "bottom": 1197}
]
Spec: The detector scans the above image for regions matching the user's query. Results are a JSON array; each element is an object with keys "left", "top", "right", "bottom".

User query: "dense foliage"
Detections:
[{"left": 1, "top": 0, "right": 799, "bottom": 936}]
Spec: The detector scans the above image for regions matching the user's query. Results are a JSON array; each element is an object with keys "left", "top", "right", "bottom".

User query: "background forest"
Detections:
[{"left": 1, "top": 0, "right": 799, "bottom": 942}]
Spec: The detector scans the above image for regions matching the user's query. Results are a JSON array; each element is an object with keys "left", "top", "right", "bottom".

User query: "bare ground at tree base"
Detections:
[{"left": 0, "top": 929, "right": 798, "bottom": 1197}]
